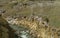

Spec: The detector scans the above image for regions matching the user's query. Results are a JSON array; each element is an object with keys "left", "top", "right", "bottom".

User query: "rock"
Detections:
[
  {"left": 9, "top": 1, "right": 18, "bottom": 5},
  {"left": 0, "top": 9, "right": 6, "bottom": 13}
]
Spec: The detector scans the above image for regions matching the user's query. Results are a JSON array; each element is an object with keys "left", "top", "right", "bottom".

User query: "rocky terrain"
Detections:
[
  {"left": 0, "top": 0, "right": 60, "bottom": 27},
  {"left": 4, "top": 15, "right": 60, "bottom": 38},
  {"left": 0, "top": 0, "right": 60, "bottom": 38}
]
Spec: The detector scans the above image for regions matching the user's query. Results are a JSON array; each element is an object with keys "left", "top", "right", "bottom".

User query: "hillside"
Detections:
[
  {"left": 0, "top": 0, "right": 60, "bottom": 38},
  {"left": 0, "top": 0, "right": 60, "bottom": 27}
]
